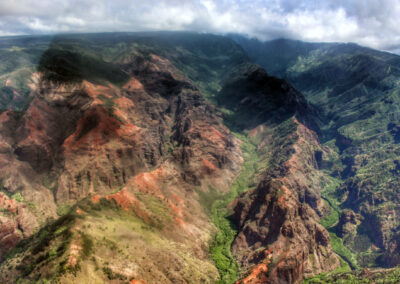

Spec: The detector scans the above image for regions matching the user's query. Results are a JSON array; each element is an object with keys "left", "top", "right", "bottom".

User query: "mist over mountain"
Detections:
[{"left": 1, "top": 0, "right": 400, "bottom": 54}]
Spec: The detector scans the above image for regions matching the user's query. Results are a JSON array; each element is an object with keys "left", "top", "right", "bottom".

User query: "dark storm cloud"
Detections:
[{"left": 0, "top": 0, "right": 399, "bottom": 53}]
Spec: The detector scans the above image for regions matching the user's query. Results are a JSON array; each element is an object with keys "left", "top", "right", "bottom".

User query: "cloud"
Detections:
[{"left": 0, "top": 0, "right": 399, "bottom": 53}]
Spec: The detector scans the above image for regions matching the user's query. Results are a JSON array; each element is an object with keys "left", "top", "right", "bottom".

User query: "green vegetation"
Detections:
[
  {"left": 237, "top": 36, "right": 400, "bottom": 268},
  {"left": 1, "top": 195, "right": 219, "bottom": 283},
  {"left": 98, "top": 94, "right": 115, "bottom": 110},
  {"left": 217, "top": 65, "right": 300, "bottom": 132},
  {"left": 329, "top": 233, "right": 358, "bottom": 270},
  {"left": 98, "top": 94, "right": 116, "bottom": 114},
  {"left": 80, "top": 232, "right": 93, "bottom": 259},
  {"left": 0, "top": 36, "right": 51, "bottom": 111},
  {"left": 134, "top": 192, "right": 173, "bottom": 229},
  {"left": 102, "top": 266, "right": 127, "bottom": 280},
  {"left": 97, "top": 94, "right": 124, "bottom": 122},
  {"left": 303, "top": 266, "right": 400, "bottom": 283},
  {"left": 319, "top": 177, "right": 341, "bottom": 229},
  {"left": 38, "top": 47, "right": 129, "bottom": 86},
  {"left": 2, "top": 210, "right": 76, "bottom": 281},
  {"left": 319, "top": 177, "right": 359, "bottom": 270},
  {"left": 265, "top": 118, "right": 298, "bottom": 168},
  {"left": 207, "top": 120, "right": 299, "bottom": 283},
  {"left": 1, "top": 199, "right": 132, "bottom": 281},
  {"left": 209, "top": 59, "right": 301, "bottom": 281},
  {"left": 127, "top": 33, "right": 248, "bottom": 103},
  {"left": 319, "top": 200, "right": 340, "bottom": 229},
  {"left": 209, "top": 132, "right": 259, "bottom": 283},
  {"left": 11, "top": 192, "right": 24, "bottom": 203},
  {"left": 56, "top": 204, "right": 72, "bottom": 217},
  {"left": 0, "top": 189, "right": 25, "bottom": 204},
  {"left": 0, "top": 199, "right": 123, "bottom": 282},
  {"left": 302, "top": 258, "right": 351, "bottom": 284}
]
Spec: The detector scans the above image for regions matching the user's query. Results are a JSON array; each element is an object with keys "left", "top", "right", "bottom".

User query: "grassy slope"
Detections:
[
  {"left": 303, "top": 266, "right": 400, "bottom": 283},
  {"left": 319, "top": 176, "right": 359, "bottom": 270},
  {"left": 235, "top": 37, "right": 400, "bottom": 269},
  {"left": 303, "top": 177, "right": 356, "bottom": 283},
  {"left": 209, "top": 133, "right": 258, "bottom": 283},
  {"left": 0, "top": 198, "right": 219, "bottom": 283},
  {"left": 292, "top": 45, "right": 400, "bottom": 268}
]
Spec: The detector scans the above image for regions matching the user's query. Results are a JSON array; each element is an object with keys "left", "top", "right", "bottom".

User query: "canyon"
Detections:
[{"left": 0, "top": 32, "right": 400, "bottom": 283}]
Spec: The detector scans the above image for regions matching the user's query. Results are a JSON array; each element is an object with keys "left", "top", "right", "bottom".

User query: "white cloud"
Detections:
[{"left": 0, "top": 0, "right": 399, "bottom": 52}]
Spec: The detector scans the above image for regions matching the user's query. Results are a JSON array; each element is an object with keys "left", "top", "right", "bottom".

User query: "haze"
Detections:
[{"left": 0, "top": 0, "right": 399, "bottom": 53}]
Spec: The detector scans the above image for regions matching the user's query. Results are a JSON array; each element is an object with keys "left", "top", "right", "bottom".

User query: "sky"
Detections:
[{"left": 0, "top": 0, "right": 400, "bottom": 53}]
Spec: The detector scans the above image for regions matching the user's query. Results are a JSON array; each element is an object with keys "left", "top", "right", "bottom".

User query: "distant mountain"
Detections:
[
  {"left": 0, "top": 36, "right": 53, "bottom": 111},
  {"left": 229, "top": 35, "right": 328, "bottom": 78},
  {"left": 233, "top": 35, "right": 400, "bottom": 273}
]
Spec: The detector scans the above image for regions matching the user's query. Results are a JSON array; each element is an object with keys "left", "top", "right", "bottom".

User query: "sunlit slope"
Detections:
[{"left": 234, "top": 36, "right": 400, "bottom": 268}]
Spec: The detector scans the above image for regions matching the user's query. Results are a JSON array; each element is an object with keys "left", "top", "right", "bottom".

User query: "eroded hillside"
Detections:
[
  {"left": 232, "top": 36, "right": 400, "bottom": 280},
  {"left": 0, "top": 32, "right": 385, "bottom": 283},
  {"left": 0, "top": 34, "right": 245, "bottom": 283}
]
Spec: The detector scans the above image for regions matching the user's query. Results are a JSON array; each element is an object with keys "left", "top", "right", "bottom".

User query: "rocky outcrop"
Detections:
[
  {"left": 0, "top": 193, "right": 38, "bottom": 259},
  {"left": 217, "top": 66, "right": 339, "bottom": 283},
  {"left": 337, "top": 209, "right": 361, "bottom": 238},
  {"left": 0, "top": 39, "right": 243, "bottom": 281},
  {"left": 232, "top": 120, "right": 339, "bottom": 283}
]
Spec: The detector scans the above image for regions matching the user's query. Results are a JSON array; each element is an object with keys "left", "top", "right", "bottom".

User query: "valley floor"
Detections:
[{"left": 209, "top": 133, "right": 259, "bottom": 283}]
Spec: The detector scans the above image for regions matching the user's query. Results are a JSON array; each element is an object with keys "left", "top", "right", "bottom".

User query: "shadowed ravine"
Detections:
[{"left": 318, "top": 177, "right": 359, "bottom": 271}]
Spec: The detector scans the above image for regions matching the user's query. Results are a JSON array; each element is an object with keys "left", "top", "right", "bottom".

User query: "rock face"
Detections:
[
  {"left": 337, "top": 209, "right": 361, "bottom": 238},
  {"left": 0, "top": 34, "right": 245, "bottom": 283},
  {"left": 232, "top": 36, "right": 400, "bottom": 270},
  {"left": 218, "top": 66, "right": 339, "bottom": 283},
  {"left": 231, "top": 122, "right": 339, "bottom": 283},
  {"left": 0, "top": 193, "right": 38, "bottom": 259}
]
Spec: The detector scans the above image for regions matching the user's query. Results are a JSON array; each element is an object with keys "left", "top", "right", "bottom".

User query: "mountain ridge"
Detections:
[
  {"left": 231, "top": 35, "right": 400, "bottom": 280},
  {"left": 0, "top": 32, "right": 400, "bottom": 283}
]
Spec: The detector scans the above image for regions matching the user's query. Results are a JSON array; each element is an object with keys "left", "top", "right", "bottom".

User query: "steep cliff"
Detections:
[
  {"left": 232, "top": 36, "right": 400, "bottom": 271},
  {"left": 0, "top": 34, "right": 244, "bottom": 283},
  {"left": 217, "top": 65, "right": 339, "bottom": 283}
]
